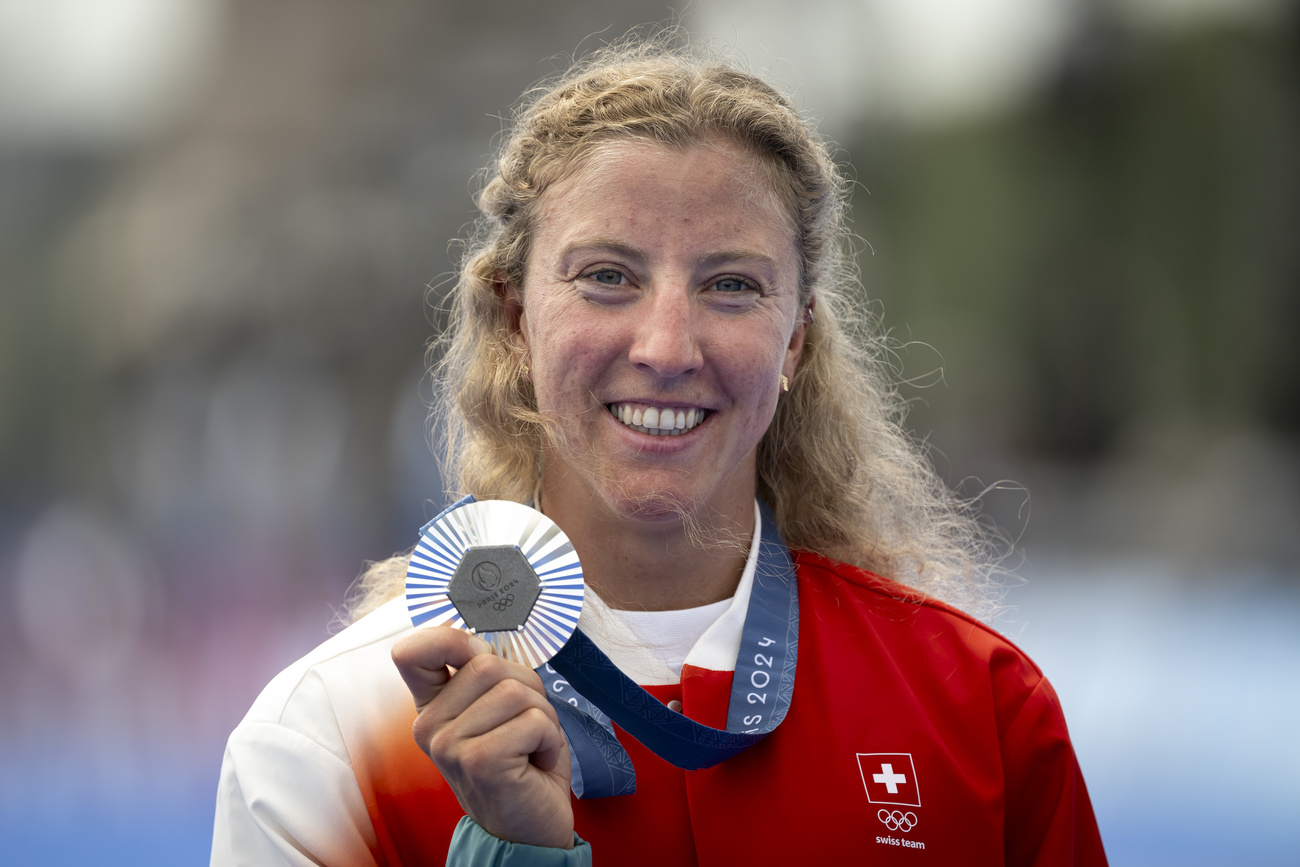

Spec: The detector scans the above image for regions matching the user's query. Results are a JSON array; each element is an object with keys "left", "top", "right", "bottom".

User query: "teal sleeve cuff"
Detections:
[{"left": 446, "top": 816, "right": 592, "bottom": 867}]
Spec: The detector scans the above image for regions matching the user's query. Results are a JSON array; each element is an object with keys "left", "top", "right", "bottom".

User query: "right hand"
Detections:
[{"left": 391, "top": 627, "right": 574, "bottom": 849}]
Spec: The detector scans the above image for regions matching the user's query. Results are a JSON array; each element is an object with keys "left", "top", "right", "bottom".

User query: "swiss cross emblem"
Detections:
[{"left": 857, "top": 752, "right": 922, "bottom": 808}]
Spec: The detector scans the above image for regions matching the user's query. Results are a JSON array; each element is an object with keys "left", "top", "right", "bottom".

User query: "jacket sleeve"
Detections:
[
  {"left": 445, "top": 817, "right": 592, "bottom": 867},
  {"left": 1000, "top": 675, "right": 1108, "bottom": 867},
  {"left": 211, "top": 719, "right": 379, "bottom": 866}
]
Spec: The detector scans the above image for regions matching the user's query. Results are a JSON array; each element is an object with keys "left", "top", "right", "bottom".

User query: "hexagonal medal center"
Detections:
[{"left": 447, "top": 545, "right": 541, "bottom": 634}]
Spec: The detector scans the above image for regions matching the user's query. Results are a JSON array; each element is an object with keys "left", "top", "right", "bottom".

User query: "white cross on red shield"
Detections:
[{"left": 856, "top": 752, "right": 922, "bottom": 808}]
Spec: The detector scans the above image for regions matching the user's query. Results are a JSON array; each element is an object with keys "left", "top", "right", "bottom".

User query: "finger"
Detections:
[
  {"left": 425, "top": 650, "right": 551, "bottom": 724},
  {"left": 527, "top": 711, "right": 568, "bottom": 776},
  {"left": 446, "top": 676, "right": 563, "bottom": 743},
  {"left": 454, "top": 704, "right": 569, "bottom": 781},
  {"left": 414, "top": 658, "right": 564, "bottom": 770},
  {"left": 392, "top": 627, "right": 492, "bottom": 709}
]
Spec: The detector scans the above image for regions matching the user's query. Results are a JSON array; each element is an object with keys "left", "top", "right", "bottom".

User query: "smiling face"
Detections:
[{"left": 511, "top": 137, "right": 808, "bottom": 529}]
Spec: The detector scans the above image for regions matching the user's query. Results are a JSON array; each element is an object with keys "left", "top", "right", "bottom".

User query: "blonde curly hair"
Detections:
[{"left": 349, "top": 36, "right": 1002, "bottom": 623}]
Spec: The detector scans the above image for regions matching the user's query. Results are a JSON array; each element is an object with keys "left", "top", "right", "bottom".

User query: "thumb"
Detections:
[{"left": 392, "top": 627, "right": 493, "bottom": 709}]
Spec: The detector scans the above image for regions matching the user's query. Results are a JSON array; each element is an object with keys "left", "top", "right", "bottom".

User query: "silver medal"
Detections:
[{"left": 405, "top": 500, "right": 584, "bottom": 668}]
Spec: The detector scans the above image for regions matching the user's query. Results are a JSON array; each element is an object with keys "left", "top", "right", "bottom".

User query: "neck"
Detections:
[{"left": 538, "top": 478, "right": 754, "bottom": 612}]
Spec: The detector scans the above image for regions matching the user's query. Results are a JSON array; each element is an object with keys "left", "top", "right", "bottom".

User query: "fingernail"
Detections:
[{"left": 468, "top": 634, "right": 492, "bottom": 656}]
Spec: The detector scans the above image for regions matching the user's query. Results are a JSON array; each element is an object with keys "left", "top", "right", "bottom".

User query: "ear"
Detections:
[
  {"left": 499, "top": 275, "right": 528, "bottom": 353},
  {"left": 782, "top": 296, "right": 814, "bottom": 381}
]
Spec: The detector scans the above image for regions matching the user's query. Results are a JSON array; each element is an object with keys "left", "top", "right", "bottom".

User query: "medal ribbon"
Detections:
[
  {"left": 539, "top": 499, "right": 798, "bottom": 798},
  {"left": 418, "top": 497, "right": 798, "bottom": 799}
]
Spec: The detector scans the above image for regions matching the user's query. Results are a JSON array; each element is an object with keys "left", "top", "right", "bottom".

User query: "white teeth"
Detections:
[{"left": 608, "top": 402, "right": 707, "bottom": 435}]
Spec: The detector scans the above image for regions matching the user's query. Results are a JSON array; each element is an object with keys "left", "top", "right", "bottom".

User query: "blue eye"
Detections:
[
  {"left": 714, "top": 277, "right": 752, "bottom": 293},
  {"left": 589, "top": 269, "right": 623, "bottom": 285}
]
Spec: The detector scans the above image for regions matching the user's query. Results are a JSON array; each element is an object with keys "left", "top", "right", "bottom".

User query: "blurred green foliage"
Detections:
[{"left": 854, "top": 19, "right": 1299, "bottom": 464}]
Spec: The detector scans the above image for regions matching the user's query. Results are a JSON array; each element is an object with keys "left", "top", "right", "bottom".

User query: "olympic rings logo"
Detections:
[
  {"left": 878, "top": 810, "right": 918, "bottom": 832},
  {"left": 492, "top": 593, "right": 515, "bottom": 612}
]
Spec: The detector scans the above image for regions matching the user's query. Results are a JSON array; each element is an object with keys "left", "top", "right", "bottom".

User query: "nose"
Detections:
[{"left": 627, "top": 288, "right": 703, "bottom": 379}]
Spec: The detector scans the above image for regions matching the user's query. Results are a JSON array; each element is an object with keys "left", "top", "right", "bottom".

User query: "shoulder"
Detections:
[
  {"left": 793, "top": 550, "right": 1046, "bottom": 710},
  {"left": 791, "top": 550, "right": 1067, "bottom": 774},
  {"left": 789, "top": 553, "right": 1107, "bottom": 864},
  {"left": 214, "top": 598, "right": 417, "bottom": 866},
  {"left": 230, "top": 596, "right": 416, "bottom": 751},
  {"left": 794, "top": 549, "right": 990, "bottom": 622}
]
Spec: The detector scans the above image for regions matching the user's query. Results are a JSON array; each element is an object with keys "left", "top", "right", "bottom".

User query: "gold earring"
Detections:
[
  {"left": 780, "top": 374, "right": 790, "bottom": 393},
  {"left": 520, "top": 361, "right": 530, "bottom": 375}
]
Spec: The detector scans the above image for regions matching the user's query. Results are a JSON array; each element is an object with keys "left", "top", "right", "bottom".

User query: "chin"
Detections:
[
  {"left": 600, "top": 481, "right": 695, "bottom": 524},
  {"left": 593, "top": 466, "right": 748, "bottom": 529}
]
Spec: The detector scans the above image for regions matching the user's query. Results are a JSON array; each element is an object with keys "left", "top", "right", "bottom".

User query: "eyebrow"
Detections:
[
  {"left": 695, "top": 250, "right": 782, "bottom": 278},
  {"left": 560, "top": 240, "right": 647, "bottom": 270},
  {"left": 560, "top": 240, "right": 783, "bottom": 278}
]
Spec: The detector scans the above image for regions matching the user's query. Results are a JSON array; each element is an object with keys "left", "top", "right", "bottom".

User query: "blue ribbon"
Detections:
[
  {"left": 416, "top": 497, "right": 799, "bottom": 799},
  {"left": 540, "top": 500, "right": 797, "bottom": 797}
]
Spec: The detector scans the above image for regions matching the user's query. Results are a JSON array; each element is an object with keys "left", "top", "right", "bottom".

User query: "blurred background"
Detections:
[{"left": 1, "top": 0, "right": 1297, "bottom": 863}]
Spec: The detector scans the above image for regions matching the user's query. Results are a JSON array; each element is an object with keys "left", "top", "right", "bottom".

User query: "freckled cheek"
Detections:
[
  {"left": 724, "top": 362, "right": 782, "bottom": 422},
  {"left": 729, "top": 330, "right": 791, "bottom": 412},
  {"left": 533, "top": 336, "right": 615, "bottom": 411},
  {"left": 724, "top": 326, "right": 790, "bottom": 379}
]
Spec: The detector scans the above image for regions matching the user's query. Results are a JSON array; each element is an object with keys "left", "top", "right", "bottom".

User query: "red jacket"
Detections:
[
  {"left": 214, "top": 551, "right": 1106, "bottom": 865},
  {"left": 352, "top": 552, "right": 1106, "bottom": 865}
]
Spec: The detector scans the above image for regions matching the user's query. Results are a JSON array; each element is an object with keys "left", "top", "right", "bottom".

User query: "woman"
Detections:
[{"left": 213, "top": 39, "right": 1106, "bottom": 866}]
